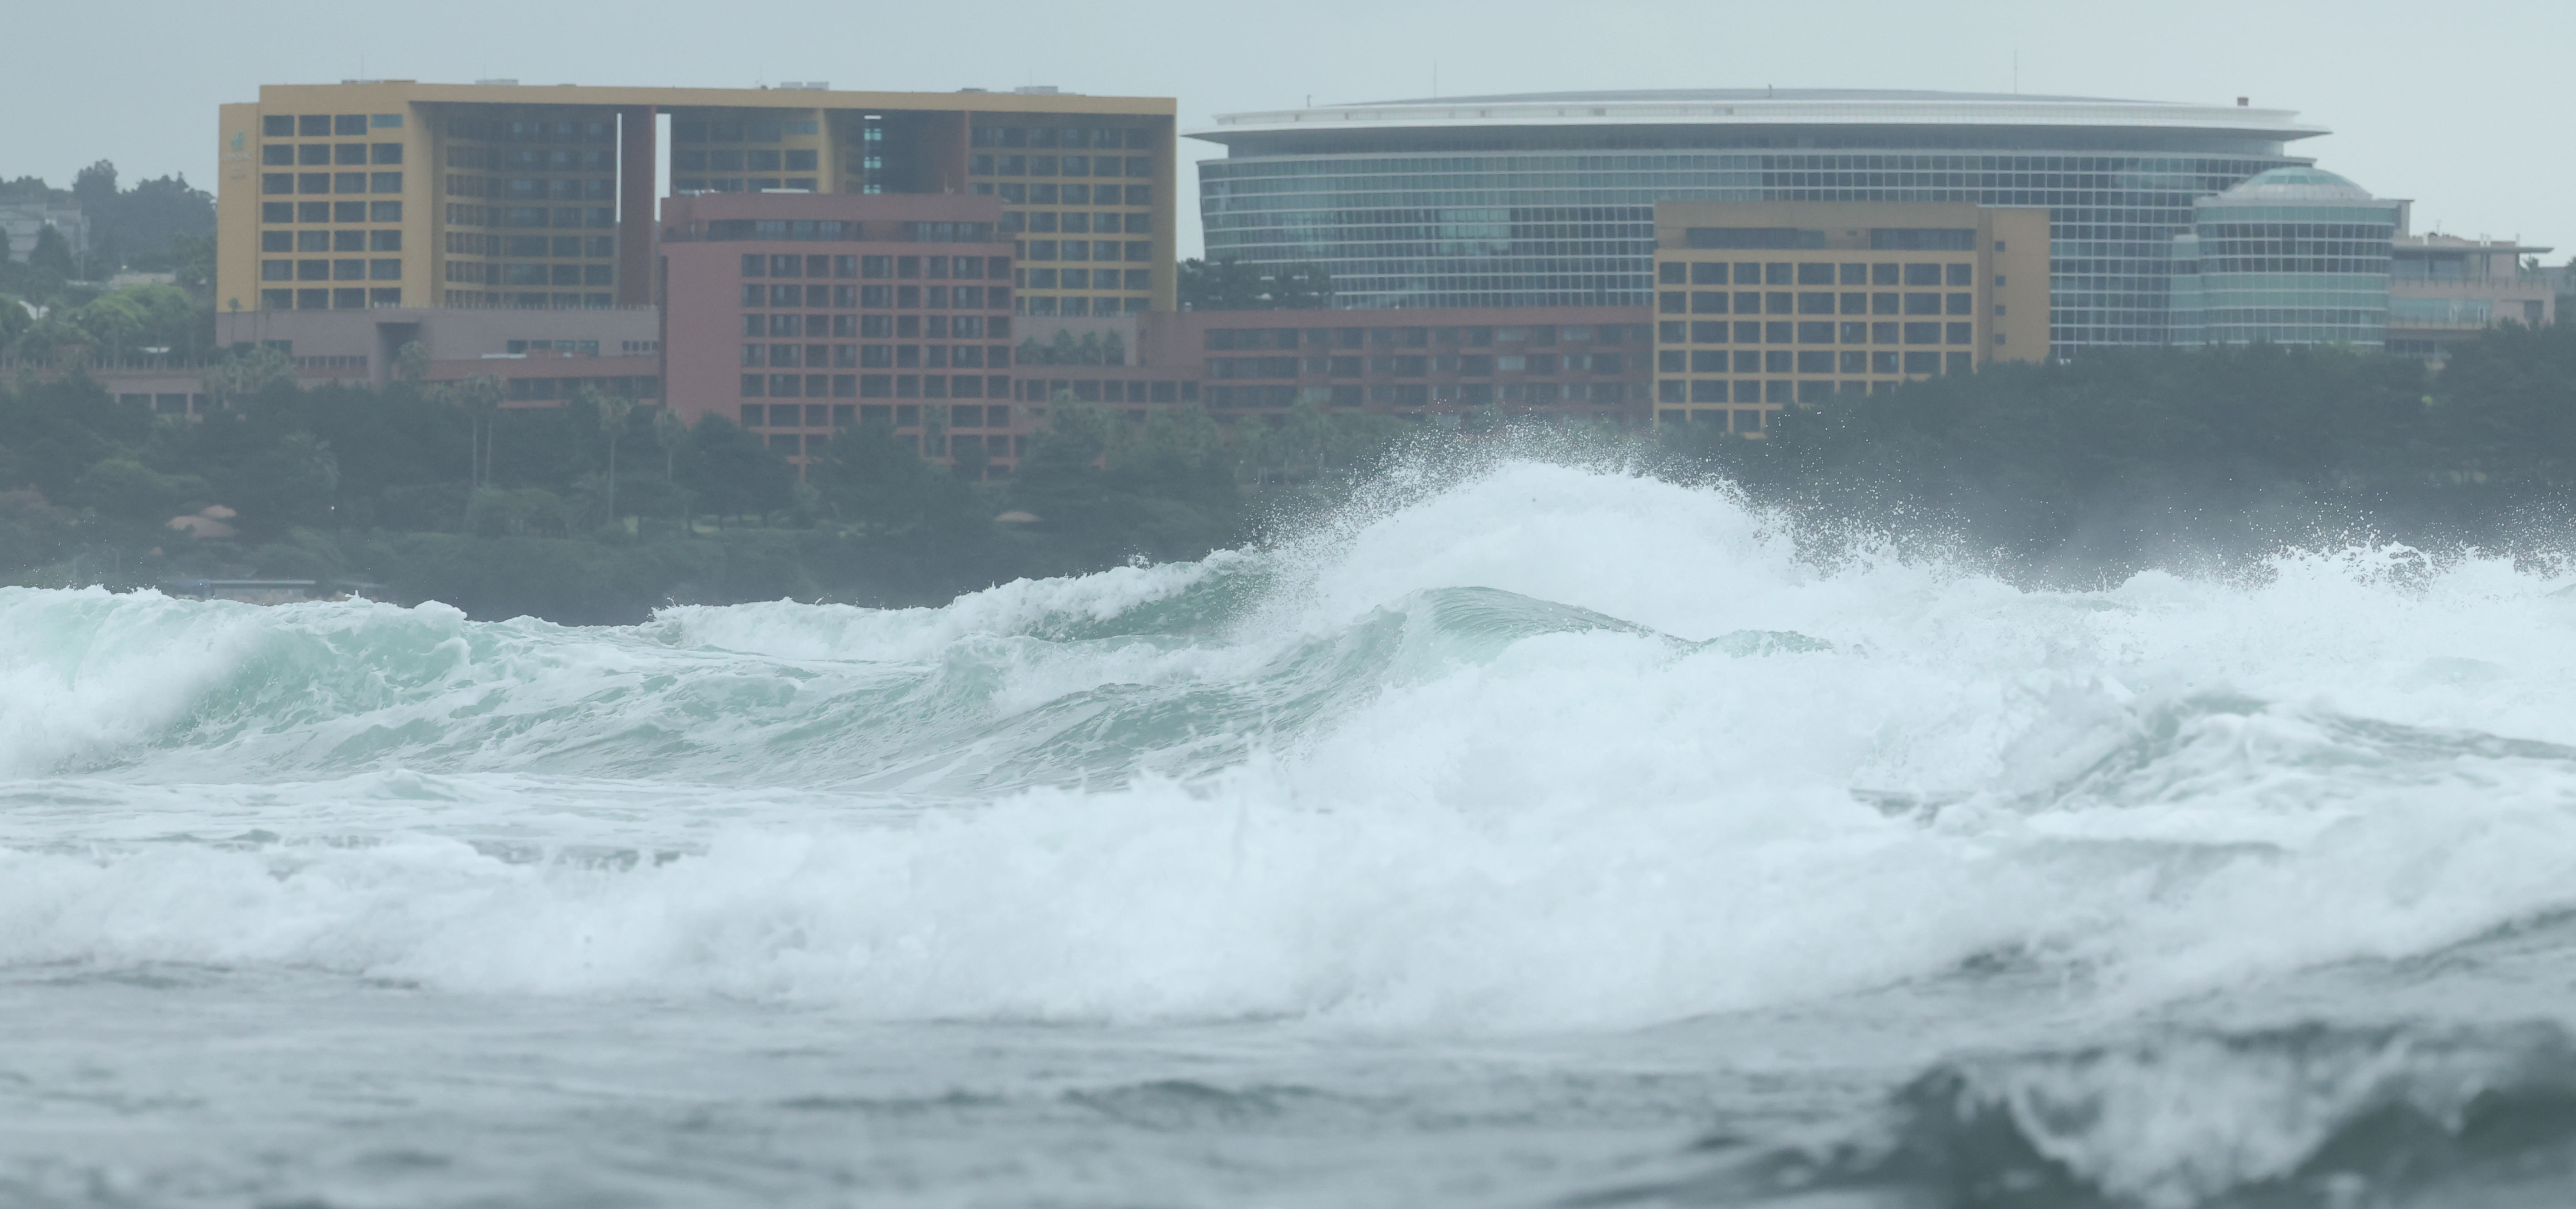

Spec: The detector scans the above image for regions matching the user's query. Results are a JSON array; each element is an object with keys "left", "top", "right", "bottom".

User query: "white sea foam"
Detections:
[{"left": 6, "top": 462, "right": 2576, "bottom": 1034}]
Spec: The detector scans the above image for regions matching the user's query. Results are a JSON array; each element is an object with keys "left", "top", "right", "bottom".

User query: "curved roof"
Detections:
[
  {"left": 1193, "top": 88, "right": 2325, "bottom": 145},
  {"left": 2207, "top": 166, "right": 2378, "bottom": 201}
]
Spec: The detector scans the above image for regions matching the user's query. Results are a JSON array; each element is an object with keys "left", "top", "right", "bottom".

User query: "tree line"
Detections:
[{"left": 9, "top": 323, "right": 2576, "bottom": 620}]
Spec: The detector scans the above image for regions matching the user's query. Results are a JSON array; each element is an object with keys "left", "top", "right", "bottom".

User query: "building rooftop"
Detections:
[
  {"left": 2210, "top": 166, "right": 2379, "bottom": 202},
  {"left": 1195, "top": 88, "right": 2325, "bottom": 144}
]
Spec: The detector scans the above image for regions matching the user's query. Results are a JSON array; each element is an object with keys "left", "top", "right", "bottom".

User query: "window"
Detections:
[
  {"left": 1796, "top": 263, "right": 1835, "bottom": 285},
  {"left": 1797, "top": 322, "right": 1835, "bottom": 344},
  {"left": 1904, "top": 352, "right": 1941, "bottom": 374},
  {"left": 337, "top": 201, "right": 368, "bottom": 222},
  {"left": 263, "top": 202, "right": 294, "bottom": 223},
  {"left": 1903, "top": 264, "right": 1943, "bottom": 286},
  {"left": 261, "top": 260, "right": 291, "bottom": 280},
  {"left": 1904, "top": 294, "right": 1942, "bottom": 315},
  {"left": 335, "top": 114, "right": 366, "bottom": 136},
  {"left": 262, "top": 173, "right": 294, "bottom": 194},
  {"left": 1658, "top": 292, "right": 1685, "bottom": 315},
  {"left": 1947, "top": 263, "right": 1973, "bottom": 286},
  {"left": 298, "top": 230, "right": 331, "bottom": 251},
  {"left": 369, "top": 230, "right": 401, "bottom": 251},
  {"left": 1689, "top": 350, "right": 1723, "bottom": 373},
  {"left": 1946, "top": 293, "right": 1973, "bottom": 315},
  {"left": 1797, "top": 351, "right": 1833, "bottom": 374},
  {"left": 370, "top": 259, "right": 402, "bottom": 280},
  {"left": 1764, "top": 351, "right": 1792, "bottom": 374},
  {"left": 1841, "top": 293, "right": 1868, "bottom": 315},
  {"left": 1797, "top": 292, "right": 1834, "bottom": 315},
  {"left": 1903, "top": 323, "right": 1942, "bottom": 344},
  {"left": 1947, "top": 323, "right": 1973, "bottom": 345},
  {"left": 1872, "top": 264, "right": 1900, "bottom": 286},
  {"left": 1690, "top": 291, "right": 1725, "bottom": 315}
]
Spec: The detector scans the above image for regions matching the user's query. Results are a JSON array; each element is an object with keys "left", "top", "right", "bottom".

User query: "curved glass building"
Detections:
[
  {"left": 1192, "top": 89, "right": 2327, "bottom": 356},
  {"left": 2168, "top": 167, "right": 2398, "bottom": 348}
]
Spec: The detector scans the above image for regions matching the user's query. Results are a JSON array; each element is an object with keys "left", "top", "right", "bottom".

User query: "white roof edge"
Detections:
[{"left": 1190, "top": 100, "right": 2324, "bottom": 142}]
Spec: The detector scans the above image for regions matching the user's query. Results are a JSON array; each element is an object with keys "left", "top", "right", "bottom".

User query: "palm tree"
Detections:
[
  {"left": 578, "top": 385, "right": 636, "bottom": 521},
  {"left": 437, "top": 374, "right": 504, "bottom": 489},
  {"left": 653, "top": 405, "right": 693, "bottom": 531}
]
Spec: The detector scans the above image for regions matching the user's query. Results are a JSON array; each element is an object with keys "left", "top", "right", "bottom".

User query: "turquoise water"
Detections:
[{"left": 6, "top": 462, "right": 2576, "bottom": 1207}]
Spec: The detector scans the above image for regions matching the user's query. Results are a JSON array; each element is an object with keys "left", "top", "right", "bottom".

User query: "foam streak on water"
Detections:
[{"left": 6, "top": 462, "right": 2576, "bottom": 1207}]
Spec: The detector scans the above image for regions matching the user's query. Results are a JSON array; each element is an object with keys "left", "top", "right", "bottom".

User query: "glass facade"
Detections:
[
  {"left": 1198, "top": 108, "right": 2311, "bottom": 358},
  {"left": 2167, "top": 169, "right": 2398, "bottom": 348}
]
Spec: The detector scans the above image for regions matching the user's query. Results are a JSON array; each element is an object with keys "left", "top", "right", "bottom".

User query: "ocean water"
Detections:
[{"left": 7, "top": 461, "right": 2576, "bottom": 1208}]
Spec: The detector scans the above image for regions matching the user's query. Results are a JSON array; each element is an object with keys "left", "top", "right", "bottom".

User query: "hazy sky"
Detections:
[{"left": 13, "top": 0, "right": 2570, "bottom": 260}]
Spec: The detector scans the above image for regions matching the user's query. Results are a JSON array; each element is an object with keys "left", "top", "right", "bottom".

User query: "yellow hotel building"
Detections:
[
  {"left": 215, "top": 81, "right": 1177, "bottom": 319},
  {"left": 1652, "top": 200, "right": 2049, "bottom": 434}
]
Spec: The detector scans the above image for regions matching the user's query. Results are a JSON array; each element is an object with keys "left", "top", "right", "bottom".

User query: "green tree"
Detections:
[
  {"left": 27, "top": 226, "right": 74, "bottom": 291},
  {"left": 677, "top": 414, "right": 794, "bottom": 523},
  {"left": 579, "top": 384, "right": 637, "bottom": 521},
  {"left": 202, "top": 343, "right": 296, "bottom": 407}
]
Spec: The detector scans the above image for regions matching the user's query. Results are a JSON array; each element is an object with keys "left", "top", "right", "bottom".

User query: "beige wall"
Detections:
[{"left": 1647, "top": 200, "right": 2048, "bottom": 435}]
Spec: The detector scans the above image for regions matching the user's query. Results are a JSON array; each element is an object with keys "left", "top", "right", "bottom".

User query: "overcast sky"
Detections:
[{"left": 11, "top": 0, "right": 2569, "bottom": 260}]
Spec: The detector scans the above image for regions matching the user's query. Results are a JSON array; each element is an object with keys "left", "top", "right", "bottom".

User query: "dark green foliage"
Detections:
[{"left": 10, "top": 324, "right": 2576, "bottom": 618}]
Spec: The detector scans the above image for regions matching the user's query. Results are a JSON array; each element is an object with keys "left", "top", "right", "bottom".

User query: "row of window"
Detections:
[
  {"left": 263, "top": 230, "right": 402, "bottom": 253},
  {"left": 261, "top": 201, "right": 403, "bottom": 225},
  {"left": 673, "top": 148, "right": 820, "bottom": 173},
  {"left": 747, "top": 403, "right": 1015, "bottom": 430},
  {"left": 1204, "top": 324, "right": 1647, "bottom": 350},
  {"left": 672, "top": 118, "right": 821, "bottom": 143},
  {"left": 445, "top": 234, "right": 616, "bottom": 258},
  {"left": 1009, "top": 211, "right": 1144, "bottom": 236},
  {"left": 1210, "top": 354, "right": 1632, "bottom": 379},
  {"left": 672, "top": 177, "right": 818, "bottom": 194},
  {"left": 1658, "top": 364, "right": 1971, "bottom": 404},
  {"left": 1018, "top": 379, "right": 1195, "bottom": 403},
  {"left": 977, "top": 182, "right": 1149, "bottom": 207},
  {"left": 739, "top": 283, "right": 1007, "bottom": 310},
  {"left": 1020, "top": 237, "right": 1152, "bottom": 262},
  {"left": 1660, "top": 291, "right": 1977, "bottom": 317},
  {"left": 441, "top": 206, "right": 618, "bottom": 230},
  {"left": 743, "top": 253, "right": 1003, "bottom": 280},
  {"left": 1203, "top": 382, "right": 1633, "bottom": 408},
  {"left": 450, "top": 117, "right": 616, "bottom": 144},
  {"left": 1020, "top": 269, "right": 1150, "bottom": 291},
  {"left": 743, "top": 314, "right": 1005, "bottom": 339},
  {"left": 743, "top": 344, "right": 1007, "bottom": 369},
  {"left": 968, "top": 154, "right": 1150, "bottom": 179},
  {"left": 262, "top": 143, "right": 404, "bottom": 167},
  {"left": 744, "top": 374, "right": 1009, "bottom": 399},
  {"left": 442, "top": 146, "right": 613, "bottom": 171},
  {"left": 1019, "top": 297, "right": 1147, "bottom": 316},
  {"left": 1662, "top": 348, "right": 1976, "bottom": 378},
  {"left": 1657, "top": 322, "right": 1984, "bottom": 348},
  {"left": 970, "top": 126, "right": 1151, "bottom": 150},
  {"left": 263, "top": 114, "right": 400, "bottom": 137},
  {"left": 261, "top": 172, "right": 404, "bottom": 195},
  {"left": 260, "top": 287, "right": 403, "bottom": 310},
  {"left": 448, "top": 177, "right": 617, "bottom": 202},
  {"left": 447, "top": 263, "right": 614, "bottom": 286},
  {"left": 261, "top": 259, "right": 403, "bottom": 281},
  {"left": 1658, "top": 260, "right": 1976, "bottom": 286},
  {"left": 440, "top": 291, "right": 618, "bottom": 309}
]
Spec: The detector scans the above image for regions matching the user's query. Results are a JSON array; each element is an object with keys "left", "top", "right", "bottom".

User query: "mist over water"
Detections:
[{"left": 8, "top": 458, "right": 2576, "bottom": 1207}]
